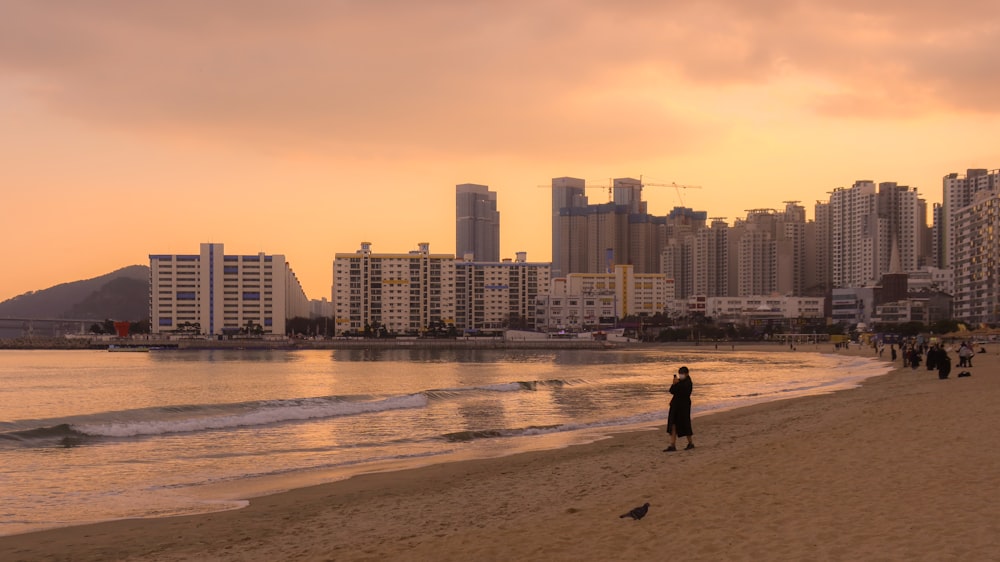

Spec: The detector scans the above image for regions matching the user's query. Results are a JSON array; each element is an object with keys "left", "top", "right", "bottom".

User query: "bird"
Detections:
[{"left": 620, "top": 502, "right": 650, "bottom": 520}]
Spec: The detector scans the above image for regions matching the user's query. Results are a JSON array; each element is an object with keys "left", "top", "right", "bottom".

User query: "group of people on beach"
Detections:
[
  {"left": 660, "top": 338, "right": 986, "bottom": 453},
  {"left": 888, "top": 339, "right": 982, "bottom": 380}
]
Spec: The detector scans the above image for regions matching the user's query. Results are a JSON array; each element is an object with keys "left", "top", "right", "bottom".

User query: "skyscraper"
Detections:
[
  {"left": 830, "top": 181, "right": 880, "bottom": 288},
  {"left": 456, "top": 184, "right": 500, "bottom": 262},
  {"left": 812, "top": 200, "right": 832, "bottom": 294},
  {"left": 550, "top": 177, "right": 587, "bottom": 279},
  {"left": 827, "top": 180, "right": 926, "bottom": 289}
]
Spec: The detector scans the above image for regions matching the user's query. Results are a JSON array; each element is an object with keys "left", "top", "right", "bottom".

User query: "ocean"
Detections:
[{"left": 0, "top": 346, "right": 890, "bottom": 536}]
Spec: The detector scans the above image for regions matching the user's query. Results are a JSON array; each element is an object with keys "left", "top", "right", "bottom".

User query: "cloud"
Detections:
[{"left": 2, "top": 0, "right": 999, "bottom": 159}]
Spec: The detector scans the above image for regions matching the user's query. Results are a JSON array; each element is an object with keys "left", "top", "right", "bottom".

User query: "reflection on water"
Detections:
[{"left": 0, "top": 347, "right": 889, "bottom": 536}]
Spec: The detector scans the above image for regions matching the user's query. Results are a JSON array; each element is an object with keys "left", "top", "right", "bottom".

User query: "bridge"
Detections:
[{"left": 0, "top": 317, "right": 105, "bottom": 338}]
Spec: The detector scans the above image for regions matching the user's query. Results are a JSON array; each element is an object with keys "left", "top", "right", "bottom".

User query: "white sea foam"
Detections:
[{"left": 73, "top": 394, "right": 428, "bottom": 438}]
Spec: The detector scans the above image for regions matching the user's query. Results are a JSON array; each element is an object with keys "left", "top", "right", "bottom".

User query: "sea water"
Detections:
[{"left": 0, "top": 346, "right": 889, "bottom": 536}]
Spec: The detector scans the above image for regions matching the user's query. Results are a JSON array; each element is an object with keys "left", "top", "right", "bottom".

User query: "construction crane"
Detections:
[
  {"left": 538, "top": 177, "right": 703, "bottom": 205},
  {"left": 640, "top": 181, "right": 703, "bottom": 206},
  {"left": 536, "top": 179, "right": 616, "bottom": 202}
]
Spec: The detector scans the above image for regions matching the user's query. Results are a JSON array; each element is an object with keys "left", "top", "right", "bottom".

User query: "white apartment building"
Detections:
[
  {"left": 535, "top": 265, "right": 674, "bottom": 331},
  {"left": 829, "top": 180, "right": 926, "bottom": 289},
  {"left": 454, "top": 253, "right": 550, "bottom": 332},
  {"left": 332, "top": 242, "right": 456, "bottom": 336},
  {"left": 830, "top": 181, "right": 880, "bottom": 288},
  {"left": 149, "top": 243, "right": 309, "bottom": 336},
  {"left": 942, "top": 169, "right": 1000, "bottom": 268},
  {"left": 951, "top": 189, "right": 1000, "bottom": 324}
]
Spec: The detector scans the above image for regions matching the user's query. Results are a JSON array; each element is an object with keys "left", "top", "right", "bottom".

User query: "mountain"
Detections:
[{"left": 0, "top": 265, "right": 150, "bottom": 320}]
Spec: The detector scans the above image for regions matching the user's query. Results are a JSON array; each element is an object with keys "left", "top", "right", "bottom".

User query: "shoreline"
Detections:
[
  {"left": 0, "top": 335, "right": 827, "bottom": 351},
  {"left": 3, "top": 344, "right": 997, "bottom": 560}
]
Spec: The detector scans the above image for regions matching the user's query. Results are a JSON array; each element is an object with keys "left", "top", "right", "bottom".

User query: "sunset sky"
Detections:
[{"left": 3, "top": 1, "right": 999, "bottom": 303}]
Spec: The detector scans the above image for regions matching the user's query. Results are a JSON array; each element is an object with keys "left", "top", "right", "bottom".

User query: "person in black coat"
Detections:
[
  {"left": 664, "top": 366, "right": 695, "bottom": 452},
  {"left": 937, "top": 348, "right": 952, "bottom": 379}
]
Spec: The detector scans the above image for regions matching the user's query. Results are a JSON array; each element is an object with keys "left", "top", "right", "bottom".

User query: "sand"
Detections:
[{"left": 3, "top": 343, "right": 999, "bottom": 561}]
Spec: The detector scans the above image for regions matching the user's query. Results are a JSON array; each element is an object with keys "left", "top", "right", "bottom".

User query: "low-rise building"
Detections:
[
  {"left": 872, "top": 291, "right": 952, "bottom": 326},
  {"left": 535, "top": 265, "right": 673, "bottom": 331},
  {"left": 704, "top": 295, "right": 825, "bottom": 324},
  {"left": 831, "top": 287, "right": 877, "bottom": 328}
]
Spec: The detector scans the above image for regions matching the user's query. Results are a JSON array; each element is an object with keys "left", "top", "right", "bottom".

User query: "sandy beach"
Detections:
[{"left": 2, "top": 343, "right": 998, "bottom": 561}]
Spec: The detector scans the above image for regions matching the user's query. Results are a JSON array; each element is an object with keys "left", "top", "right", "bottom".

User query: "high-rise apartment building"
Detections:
[
  {"left": 550, "top": 177, "right": 588, "bottom": 279},
  {"left": 830, "top": 181, "right": 879, "bottom": 288},
  {"left": 812, "top": 200, "right": 832, "bottom": 294},
  {"left": 722, "top": 204, "right": 808, "bottom": 297},
  {"left": 149, "top": 243, "right": 309, "bottom": 336},
  {"left": 332, "top": 242, "right": 456, "bottom": 336},
  {"left": 554, "top": 178, "right": 672, "bottom": 277},
  {"left": 951, "top": 187, "right": 1000, "bottom": 323},
  {"left": 942, "top": 169, "right": 1000, "bottom": 268},
  {"left": 876, "top": 182, "right": 923, "bottom": 275},
  {"left": 931, "top": 203, "right": 945, "bottom": 269},
  {"left": 692, "top": 218, "right": 729, "bottom": 298},
  {"left": 659, "top": 207, "right": 710, "bottom": 300},
  {"left": 661, "top": 236, "right": 694, "bottom": 299},
  {"left": 825, "top": 180, "right": 928, "bottom": 290},
  {"left": 456, "top": 184, "right": 500, "bottom": 262},
  {"left": 454, "top": 253, "right": 550, "bottom": 332}
]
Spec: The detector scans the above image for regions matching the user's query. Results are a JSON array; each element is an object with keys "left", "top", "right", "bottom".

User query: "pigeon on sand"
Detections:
[{"left": 620, "top": 503, "right": 650, "bottom": 520}]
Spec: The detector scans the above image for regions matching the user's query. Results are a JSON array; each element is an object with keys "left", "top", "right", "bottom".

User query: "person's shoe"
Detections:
[
  {"left": 662, "top": 445, "right": 676, "bottom": 452},
  {"left": 685, "top": 443, "right": 695, "bottom": 450}
]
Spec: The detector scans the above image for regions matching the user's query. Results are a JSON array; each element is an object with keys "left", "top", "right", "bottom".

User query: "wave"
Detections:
[
  {"left": 0, "top": 378, "right": 579, "bottom": 448},
  {"left": 426, "top": 379, "right": 572, "bottom": 396},
  {"left": 74, "top": 394, "right": 429, "bottom": 438},
  {"left": 0, "top": 423, "right": 92, "bottom": 448}
]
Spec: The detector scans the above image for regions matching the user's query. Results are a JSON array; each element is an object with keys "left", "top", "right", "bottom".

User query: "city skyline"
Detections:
[{"left": 3, "top": 2, "right": 1000, "bottom": 303}]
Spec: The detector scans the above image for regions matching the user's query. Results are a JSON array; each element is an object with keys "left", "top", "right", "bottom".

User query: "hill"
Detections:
[{"left": 0, "top": 265, "right": 150, "bottom": 321}]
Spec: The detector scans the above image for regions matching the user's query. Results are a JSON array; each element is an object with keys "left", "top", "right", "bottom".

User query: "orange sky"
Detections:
[{"left": 2, "top": 1, "right": 999, "bottom": 303}]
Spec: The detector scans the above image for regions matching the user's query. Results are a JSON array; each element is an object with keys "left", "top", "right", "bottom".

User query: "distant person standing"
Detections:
[
  {"left": 958, "top": 343, "right": 974, "bottom": 368},
  {"left": 664, "top": 366, "right": 695, "bottom": 452},
  {"left": 937, "top": 347, "right": 952, "bottom": 379}
]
